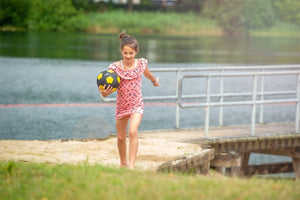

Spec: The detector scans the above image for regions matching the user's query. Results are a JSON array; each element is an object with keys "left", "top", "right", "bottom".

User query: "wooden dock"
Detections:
[{"left": 154, "top": 122, "right": 300, "bottom": 179}]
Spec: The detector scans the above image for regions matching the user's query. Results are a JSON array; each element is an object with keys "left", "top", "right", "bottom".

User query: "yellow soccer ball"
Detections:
[{"left": 97, "top": 69, "right": 120, "bottom": 93}]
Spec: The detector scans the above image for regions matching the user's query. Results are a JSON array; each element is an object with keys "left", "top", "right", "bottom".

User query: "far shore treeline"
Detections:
[{"left": 0, "top": 0, "right": 299, "bottom": 36}]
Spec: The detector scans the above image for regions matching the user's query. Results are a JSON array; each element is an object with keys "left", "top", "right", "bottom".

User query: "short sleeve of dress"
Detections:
[
  {"left": 107, "top": 63, "right": 117, "bottom": 72},
  {"left": 138, "top": 58, "right": 147, "bottom": 75}
]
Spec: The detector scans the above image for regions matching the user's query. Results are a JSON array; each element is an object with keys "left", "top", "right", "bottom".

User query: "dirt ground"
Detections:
[{"left": 0, "top": 130, "right": 203, "bottom": 171}]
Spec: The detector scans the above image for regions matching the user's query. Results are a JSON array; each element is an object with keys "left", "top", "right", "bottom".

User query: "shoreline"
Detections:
[{"left": 1, "top": 27, "right": 300, "bottom": 38}]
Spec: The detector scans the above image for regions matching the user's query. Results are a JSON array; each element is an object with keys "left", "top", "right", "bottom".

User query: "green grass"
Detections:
[
  {"left": 85, "top": 10, "right": 222, "bottom": 36},
  {"left": 251, "top": 22, "right": 300, "bottom": 37},
  {"left": 83, "top": 10, "right": 300, "bottom": 37},
  {"left": 1, "top": 161, "right": 299, "bottom": 200}
]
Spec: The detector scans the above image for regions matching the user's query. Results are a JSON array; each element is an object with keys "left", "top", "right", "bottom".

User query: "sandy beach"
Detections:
[
  {"left": 0, "top": 130, "right": 203, "bottom": 171},
  {"left": 1, "top": 122, "right": 294, "bottom": 171}
]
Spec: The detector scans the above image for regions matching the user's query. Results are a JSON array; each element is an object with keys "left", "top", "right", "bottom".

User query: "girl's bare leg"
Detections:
[
  {"left": 116, "top": 116, "right": 130, "bottom": 167},
  {"left": 128, "top": 113, "right": 143, "bottom": 169}
]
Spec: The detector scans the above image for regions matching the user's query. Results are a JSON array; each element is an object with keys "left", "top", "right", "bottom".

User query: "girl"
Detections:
[{"left": 99, "top": 32, "right": 160, "bottom": 169}]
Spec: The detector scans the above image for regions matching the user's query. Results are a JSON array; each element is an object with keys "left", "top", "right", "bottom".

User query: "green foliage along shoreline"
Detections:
[
  {"left": 85, "top": 11, "right": 223, "bottom": 36},
  {"left": 1, "top": 161, "right": 300, "bottom": 200},
  {"left": 0, "top": 0, "right": 299, "bottom": 37}
]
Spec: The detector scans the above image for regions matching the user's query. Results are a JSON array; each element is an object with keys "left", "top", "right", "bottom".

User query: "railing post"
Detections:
[
  {"left": 295, "top": 73, "right": 300, "bottom": 133},
  {"left": 205, "top": 76, "right": 212, "bottom": 138},
  {"left": 175, "top": 70, "right": 181, "bottom": 129},
  {"left": 219, "top": 69, "right": 224, "bottom": 127},
  {"left": 251, "top": 75, "right": 258, "bottom": 135},
  {"left": 259, "top": 68, "right": 265, "bottom": 123}
]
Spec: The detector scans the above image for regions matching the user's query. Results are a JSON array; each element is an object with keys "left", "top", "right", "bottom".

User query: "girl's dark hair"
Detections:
[{"left": 119, "top": 32, "right": 139, "bottom": 52}]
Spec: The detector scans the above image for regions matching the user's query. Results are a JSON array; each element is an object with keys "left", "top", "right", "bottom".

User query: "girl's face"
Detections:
[{"left": 121, "top": 45, "right": 137, "bottom": 64}]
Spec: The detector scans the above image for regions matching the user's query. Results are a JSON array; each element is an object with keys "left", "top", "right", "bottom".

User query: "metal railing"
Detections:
[
  {"left": 178, "top": 70, "right": 300, "bottom": 138},
  {"left": 100, "top": 65, "right": 300, "bottom": 137}
]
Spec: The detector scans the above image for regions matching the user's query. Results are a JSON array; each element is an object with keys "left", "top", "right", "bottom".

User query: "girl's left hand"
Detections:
[{"left": 99, "top": 85, "right": 113, "bottom": 97}]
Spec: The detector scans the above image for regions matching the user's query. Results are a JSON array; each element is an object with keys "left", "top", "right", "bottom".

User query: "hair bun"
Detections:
[{"left": 119, "top": 32, "right": 127, "bottom": 40}]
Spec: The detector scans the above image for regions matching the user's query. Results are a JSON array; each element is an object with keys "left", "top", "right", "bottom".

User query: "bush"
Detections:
[
  {"left": 244, "top": 0, "right": 276, "bottom": 30},
  {"left": 216, "top": 0, "right": 247, "bottom": 34},
  {"left": 201, "top": 0, "right": 222, "bottom": 19},
  {"left": 28, "top": 0, "right": 86, "bottom": 32},
  {"left": 0, "top": 0, "right": 31, "bottom": 27},
  {"left": 0, "top": 0, "right": 86, "bottom": 31},
  {"left": 216, "top": 0, "right": 276, "bottom": 34},
  {"left": 273, "top": 0, "right": 300, "bottom": 27}
]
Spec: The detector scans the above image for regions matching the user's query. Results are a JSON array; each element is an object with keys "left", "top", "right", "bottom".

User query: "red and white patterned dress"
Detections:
[{"left": 108, "top": 58, "right": 147, "bottom": 119}]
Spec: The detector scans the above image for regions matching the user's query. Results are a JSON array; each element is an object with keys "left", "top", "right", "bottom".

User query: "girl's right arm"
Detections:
[
  {"left": 98, "top": 85, "right": 113, "bottom": 97},
  {"left": 144, "top": 66, "right": 160, "bottom": 87}
]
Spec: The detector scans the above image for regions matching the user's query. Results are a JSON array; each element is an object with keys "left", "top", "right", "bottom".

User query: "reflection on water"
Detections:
[{"left": 1, "top": 31, "right": 300, "bottom": 64}]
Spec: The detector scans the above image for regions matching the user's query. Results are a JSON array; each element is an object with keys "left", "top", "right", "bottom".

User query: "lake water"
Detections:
[
  {"left": 0, "top": 31, "right": 299, "bottom": 141},
  {"left": 1, "top": 31, "right": 300, "bottom": 64}
]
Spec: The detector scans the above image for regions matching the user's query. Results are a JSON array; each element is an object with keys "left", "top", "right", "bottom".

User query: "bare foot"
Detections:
[
  {"left": 120, "top": 162, "right": 128, "bottom": 168},
  {"left": 128, "top": 165, "right": 135, "bottom": 170}
]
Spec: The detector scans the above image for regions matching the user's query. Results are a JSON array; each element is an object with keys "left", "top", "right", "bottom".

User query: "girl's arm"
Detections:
[{"left": 144, "top": 66, "right": 160, "bottom": 87}]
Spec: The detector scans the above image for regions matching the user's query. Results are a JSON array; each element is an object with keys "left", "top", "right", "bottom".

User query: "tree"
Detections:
[
  {"left": 215, "top": 0, "right": 276, "bottom": 35},
  {"left": 244, "top": 0, "right": 276, "bottom": 30},
  {"left": 202, "top": 0, "right": 224, "bottom": 19},
  {"left": 128, "top": 0, "right": 133, "bottom": 12},
  {"left": 0, "top": 0, "right": 31, "bottom": 27},
  {"left": 216, "top": 0, "right": 247, "bottom": 34},
  {"left": 29, "top": 0, "right": 85, "bottom": 32},
  {"left": 273, "top": 0, "right": 300, "bottom": 26}
]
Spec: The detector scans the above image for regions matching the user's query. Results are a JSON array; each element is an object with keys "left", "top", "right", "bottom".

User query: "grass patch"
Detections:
[
  {"left": 251, "top": 22, "right": 300, "bottom": 37},
  {"left": 84, "top": 10, "right": 300, "bottom": 37},
  {"left": 1, "top": 161, "right": 299, "bottom": 200},
  {"left": 86, "top": 10, "right": 222, "bottom": 36}
]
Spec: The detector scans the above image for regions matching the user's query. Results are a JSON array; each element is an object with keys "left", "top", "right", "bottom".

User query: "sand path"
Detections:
[{"left": 0, "top": 130, "right": 203, "bottom": 171}]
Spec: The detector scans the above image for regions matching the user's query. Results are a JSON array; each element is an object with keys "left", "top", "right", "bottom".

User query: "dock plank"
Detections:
[
  {"left": 140, "top": 122, "right": 300, "bottom": 177},
  {"left": 140, "top": 122, "right": 296, "bottom": 144}
]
